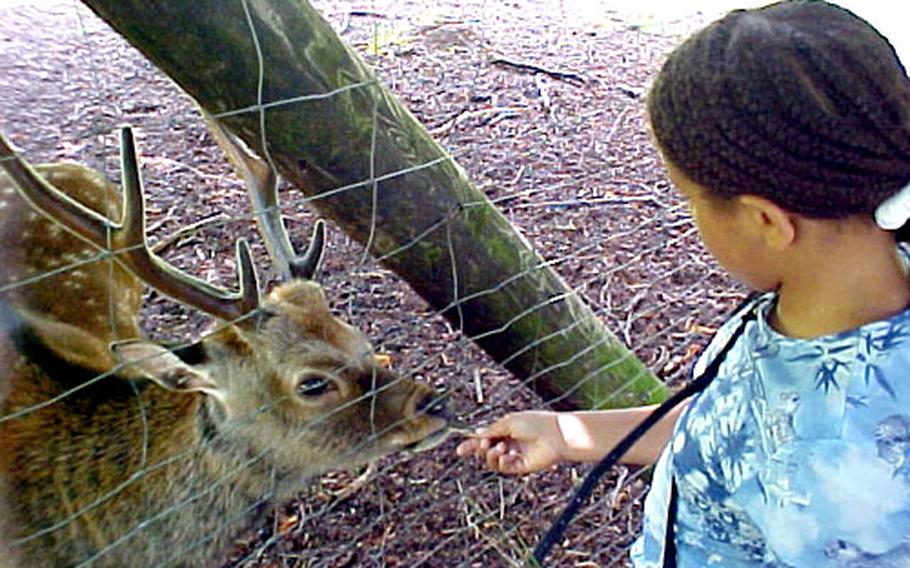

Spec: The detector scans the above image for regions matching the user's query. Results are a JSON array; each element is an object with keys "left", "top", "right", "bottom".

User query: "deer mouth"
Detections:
[
  {"left": 404, "top": 425, "right": 451, "bottom": 453},
  {"left": 403, "top": 419, "right": 473, "bottom": 453}
]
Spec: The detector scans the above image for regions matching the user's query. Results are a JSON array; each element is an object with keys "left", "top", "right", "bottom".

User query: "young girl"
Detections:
[{"left": 456, "top": 2, "right": 910, "bottom": 566}]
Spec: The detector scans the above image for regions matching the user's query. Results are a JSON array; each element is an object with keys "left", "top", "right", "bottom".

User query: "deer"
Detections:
[{"left": 0, "top": 121, "right": 450, "bottom": 567}]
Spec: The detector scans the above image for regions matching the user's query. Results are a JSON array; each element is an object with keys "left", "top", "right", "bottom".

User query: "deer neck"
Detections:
[
  {"left": 194, "top": 396, "right": 284, "bottom": 496},
  {"left": 0, "top": 355, "right": 271, "bottom": 566}
]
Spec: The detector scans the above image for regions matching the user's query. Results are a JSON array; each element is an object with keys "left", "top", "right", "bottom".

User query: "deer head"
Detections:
[{"left": 0, "top": 125, "right": 449, "bottom": 566}]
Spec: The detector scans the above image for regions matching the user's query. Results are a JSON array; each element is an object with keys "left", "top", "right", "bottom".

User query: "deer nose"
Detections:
[{"left": 416, "top": 388, "right": 449, "bottom": 418}]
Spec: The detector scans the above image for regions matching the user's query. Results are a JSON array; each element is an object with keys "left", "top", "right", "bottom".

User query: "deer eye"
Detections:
[{"left": 296, "top": 374, "right": 333, "bottom": 397}]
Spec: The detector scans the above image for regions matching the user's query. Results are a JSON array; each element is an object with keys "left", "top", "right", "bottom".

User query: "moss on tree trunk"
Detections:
[{"left": 81, "top": 0, "right": 668, "bottom": 409}]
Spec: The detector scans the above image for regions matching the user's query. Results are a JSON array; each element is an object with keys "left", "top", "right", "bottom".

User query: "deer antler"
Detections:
[
  {"left": 202, "top": 114, "right": 325, "bottom": 282},
  {"left": 0, "top": 127, "right": 260, "bottom": 323}
]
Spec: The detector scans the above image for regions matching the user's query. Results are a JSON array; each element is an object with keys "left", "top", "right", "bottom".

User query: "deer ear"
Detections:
[
  {"left": 205, "top": 325, "right": 254, "bottom": 357},
  {"left": 14, "top": 308, "right": 121, "bottom": 375},
  {"left": 111, "top": 341, "right": 219, "bottom": 395}
]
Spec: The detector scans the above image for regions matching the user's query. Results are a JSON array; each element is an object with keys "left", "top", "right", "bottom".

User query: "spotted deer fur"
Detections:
[{"left": 0, "top": 128, "right": 449, "bottom": 567}]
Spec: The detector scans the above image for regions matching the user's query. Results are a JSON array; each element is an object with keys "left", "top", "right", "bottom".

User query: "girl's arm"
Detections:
[
  {"left": 456, "top": 399, "right": 690, "bottom": 474},
  {"left": 558, "top": 400, "right": 690, "bottom": 464}
]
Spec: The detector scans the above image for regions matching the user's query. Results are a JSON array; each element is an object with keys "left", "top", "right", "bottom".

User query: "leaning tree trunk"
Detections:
[{"left": 80, "top": 0, "right": 668, "bottom": 410}]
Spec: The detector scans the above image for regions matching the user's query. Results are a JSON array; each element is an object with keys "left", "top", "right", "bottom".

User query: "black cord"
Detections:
[
  {"left": 529, "top": 374, "right": 711, "bottom": 564},
  {"left": 530, "top": 296, "right": 759, "bottom": 565}
]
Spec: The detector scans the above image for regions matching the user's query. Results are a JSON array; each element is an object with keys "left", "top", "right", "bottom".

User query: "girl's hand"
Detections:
[{"left": 455, "top": 411, "right": 567, "bottom": 475}]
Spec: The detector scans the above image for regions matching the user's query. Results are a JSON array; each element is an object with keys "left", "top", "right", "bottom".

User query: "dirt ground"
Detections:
[{"left": 0, "top": 1, "right": 745, "bottom": 566}]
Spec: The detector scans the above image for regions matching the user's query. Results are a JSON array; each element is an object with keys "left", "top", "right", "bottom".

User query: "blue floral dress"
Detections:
[{"left": 631, "top": 292, "right": 910, "bottom": 567}]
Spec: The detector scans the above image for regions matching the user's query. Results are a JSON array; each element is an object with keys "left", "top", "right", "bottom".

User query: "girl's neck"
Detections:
[{"left": 771, "top": 234, "right": 910, "bottom": 339}]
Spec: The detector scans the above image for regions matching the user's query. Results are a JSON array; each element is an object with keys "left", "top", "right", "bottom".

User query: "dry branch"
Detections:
[{"left": 490, "top": 56, "right": 587, "bottom": 84}]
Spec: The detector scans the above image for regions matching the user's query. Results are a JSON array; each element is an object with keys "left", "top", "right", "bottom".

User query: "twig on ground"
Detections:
[
  {"left": 608, "top": 466, "right": 629, "bottom": 510},
  {"left": 327, "top": 461, "right": 378, "bottom": 502},
  {"left": 473, "top": 368, "right": 485, "bottom": 404},
  {"left": 490, "top": 56, "right": 587, "bottom": 84},
  {"left": 430, "top": 106, "right": 524, "bottom": 138},
  {"left": 146, "top": 204, "right": 178, "bottom": 235},
  {"left": 150, "top": 212, "right": 230, "bottom": 255},
  {"left": 349, "top": 10, "right": 389, "bottom": 19}
]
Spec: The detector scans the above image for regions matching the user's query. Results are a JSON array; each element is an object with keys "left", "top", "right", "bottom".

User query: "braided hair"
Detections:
[{"left": 647, "top": 1, "right": 910, "bottom": 227}]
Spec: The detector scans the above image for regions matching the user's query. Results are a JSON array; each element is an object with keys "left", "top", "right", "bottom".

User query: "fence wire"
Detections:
[{"left": 0, "top": 0, "right": 745, "bottom": 566}]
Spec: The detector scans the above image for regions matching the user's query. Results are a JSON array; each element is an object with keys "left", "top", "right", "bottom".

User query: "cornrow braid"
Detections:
[{"left": 647, "top": 0, "right": 910, "bottom": 220}]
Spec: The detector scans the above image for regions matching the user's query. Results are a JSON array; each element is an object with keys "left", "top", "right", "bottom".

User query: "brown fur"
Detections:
[{"left": 0, "top": 165, "right": 447, "bottom": 566}]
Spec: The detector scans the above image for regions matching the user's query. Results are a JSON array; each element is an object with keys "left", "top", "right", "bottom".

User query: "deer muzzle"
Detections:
[{"left": 393, "top": 384, "right": 451, "bottom": 453}]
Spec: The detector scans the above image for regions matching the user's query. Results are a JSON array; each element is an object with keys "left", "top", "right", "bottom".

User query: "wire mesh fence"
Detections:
[{"left": 0, "top": 0, "right": 745, "bottom": 566}]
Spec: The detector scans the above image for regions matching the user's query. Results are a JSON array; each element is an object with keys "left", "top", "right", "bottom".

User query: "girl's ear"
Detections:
[{"left": 738, "top": 195, "right": 797, "bottom": 250}]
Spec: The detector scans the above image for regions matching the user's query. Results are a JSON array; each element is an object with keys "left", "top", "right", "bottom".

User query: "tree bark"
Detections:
[{"left": 80, "top": 0, "right": 668, "bottom": 409}]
